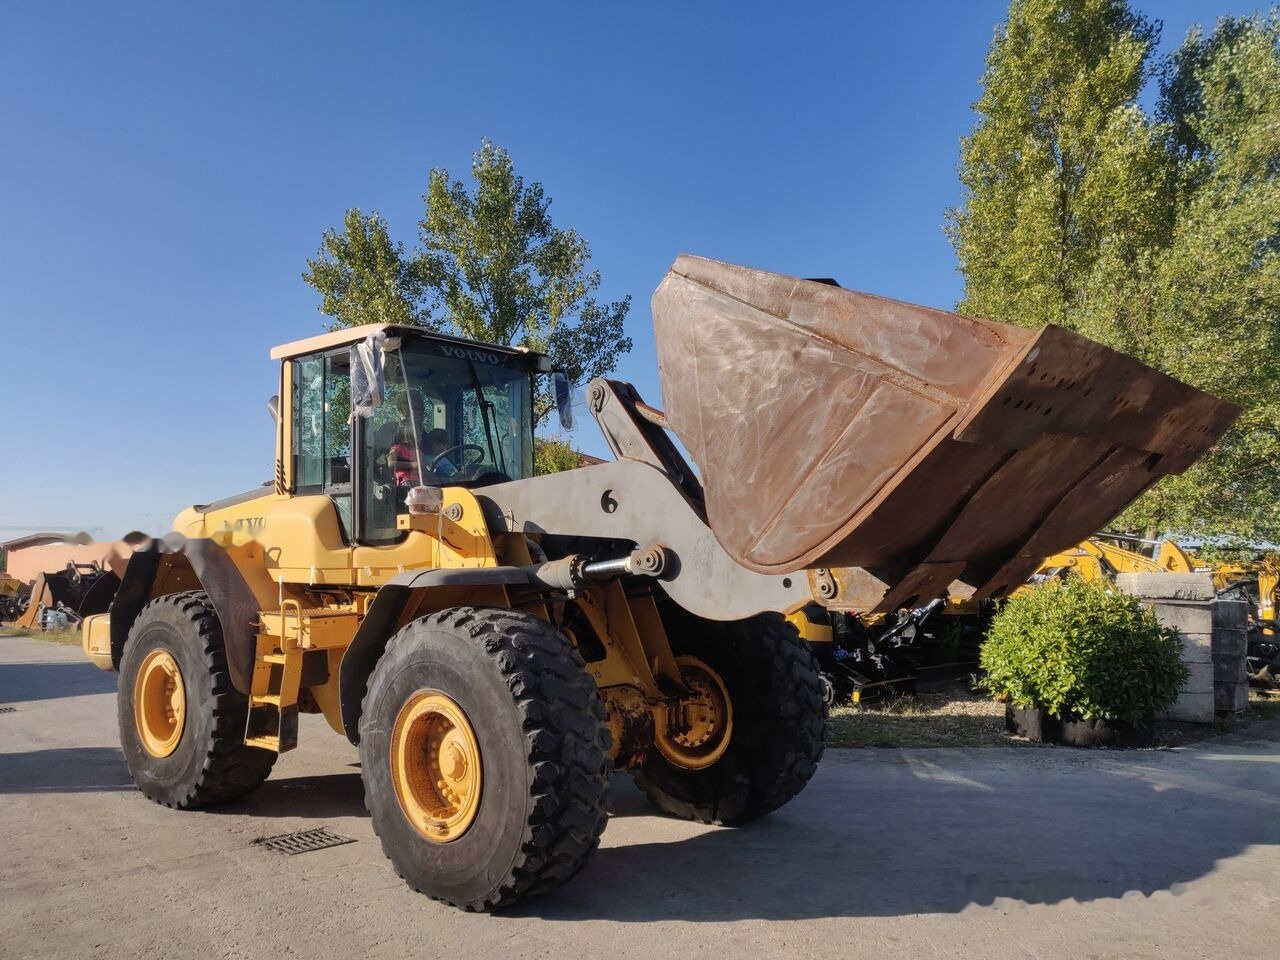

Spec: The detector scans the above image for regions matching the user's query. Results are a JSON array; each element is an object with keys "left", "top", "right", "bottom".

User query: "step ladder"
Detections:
[{"left": 244, "top": 600, "right": 359, "bottom": 753}]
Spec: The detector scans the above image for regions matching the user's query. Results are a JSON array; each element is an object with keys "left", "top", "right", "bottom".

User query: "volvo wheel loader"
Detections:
[{"left": 81, "top": 255, "right": 1239, "bottom": 911}]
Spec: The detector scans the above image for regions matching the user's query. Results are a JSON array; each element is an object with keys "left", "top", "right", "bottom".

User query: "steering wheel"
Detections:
[{"left": 431, "top": 444, "right": 486, "bottom": 473}]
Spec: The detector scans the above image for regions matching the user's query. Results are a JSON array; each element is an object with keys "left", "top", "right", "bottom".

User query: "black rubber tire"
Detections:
[
  {"left": 117, "top": 591, "right": 276, "bottom": 808},
  {"left": 632, "top": 608, "right": 826, "bottom": 825},
  {"left": 359, "top": 606, "right": 611, "bottom": 912}
]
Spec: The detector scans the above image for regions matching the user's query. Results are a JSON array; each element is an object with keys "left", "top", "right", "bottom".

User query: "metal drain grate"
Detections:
[
  {"left": 254, "top": 827, "right": 355, "bottom": 855},
  {"left": 0, "top": 706, "right": 15, "bottom": 714}
]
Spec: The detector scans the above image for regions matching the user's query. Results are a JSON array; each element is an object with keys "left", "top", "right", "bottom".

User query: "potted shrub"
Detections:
[{"left": 979, "top": 577, "right": 1189, "bottom": 747}]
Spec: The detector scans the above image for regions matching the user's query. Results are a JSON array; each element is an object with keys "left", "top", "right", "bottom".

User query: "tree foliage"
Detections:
[
  {"left": 302, "top": 141, "right": 632, "bottom": 423},
  {"left": 534, "top": 436, "right": 584, "bottom": 475},
  {"left": 302, "top": 209, "right": 429, "bottom": 329},
  {"left": 950, "top": 2, "right": 1280, "bottom": 540},
  {"left": 420, "top": 142, "right": 632, "bottom": 393}
]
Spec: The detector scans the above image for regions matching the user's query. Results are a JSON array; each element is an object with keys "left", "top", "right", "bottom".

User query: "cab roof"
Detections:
[{"left": 269, "top": 323, "right": 549, "bottom": 367}]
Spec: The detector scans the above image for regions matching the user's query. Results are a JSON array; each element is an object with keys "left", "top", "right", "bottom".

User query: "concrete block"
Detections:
[
  {"left": 1212, "top": 599, "right": 1249, "bottom": 630},
  {"left": 1180, "top": 658, "right": 1214, "bottom": 694},
  {"left": 1177, "top": 632, "right": 1212, "bottom": 664},
  {"left": 1159, "top": 691, "right": 1215, "bottom": 723},
  {"left": 1116, "top": 572, "right": 1215, "bottom": 601},
  {"left": 1152, "top": 602, "right": 1212, "bottom": 635},
  {"left": 1213, "top": 650, "right": 1248, "bottom": 684},
  {"left": 1212, "top": 627, "right": 1247, "bottom": 657},
  {"left": 1215, "top": 683, "right": 1248, "bottom": 714}
]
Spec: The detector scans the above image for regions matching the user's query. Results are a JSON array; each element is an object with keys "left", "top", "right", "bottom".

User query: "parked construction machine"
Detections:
[
  {"left": 790, "top": 534, "right": 1200, "bottom": 705},
  {"left": 1212, "top": 556, "right": 1280, "bottom": 681},
  {"left": 80, "top": 255, "right": 1238, "bottom": 910},
  {"left": 0, "top": 573, "right": 28, "bottom": 623},
  {"left": 12, "top": 562, "right": 118, "bottom": 630}
]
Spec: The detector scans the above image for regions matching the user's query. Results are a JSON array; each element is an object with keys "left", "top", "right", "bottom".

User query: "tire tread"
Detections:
[
  {"left": 633, "top": 611, "right": 826, "bottom": 825},
  {"left": 124, "top": 591, "right": 275, "bottom": 809},
  {"left": 361, "top": 606, "right": 610, "bottom": 911}
]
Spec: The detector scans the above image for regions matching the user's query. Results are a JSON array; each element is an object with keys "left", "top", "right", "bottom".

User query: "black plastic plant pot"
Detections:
[{"left": 1005, "top": 704, "right": 1155, "bottom": 748}]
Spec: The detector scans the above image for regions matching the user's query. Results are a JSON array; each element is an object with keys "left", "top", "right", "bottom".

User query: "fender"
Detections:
[
  {"left": 110, "top": 537, "right": 262, "bottom": 695},
  {"left": 338, "top": 566, "right": 532, "bottom": 744}
]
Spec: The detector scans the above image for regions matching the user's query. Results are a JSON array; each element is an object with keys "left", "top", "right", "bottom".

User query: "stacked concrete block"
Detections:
[
  {"left": 1114, "top": 573, "right": 1251, "bottom": 722},
  {"left": 1211, "top": 599, "right": 1250, "bottom": 715}
]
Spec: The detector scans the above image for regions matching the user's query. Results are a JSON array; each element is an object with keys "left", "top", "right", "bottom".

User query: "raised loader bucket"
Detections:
[{"left": 652, "top": 255, "right": 1241, "bottom": 609}]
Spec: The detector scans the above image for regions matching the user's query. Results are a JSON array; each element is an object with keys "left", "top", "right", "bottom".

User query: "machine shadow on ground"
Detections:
[
  {"left": 0, "top": 659, "right": 118, "bottom": 703},
  {"left": 508, "top": 749, "right": 1280, "bottom": 923},
  {"left": 216, "top": 772, "right": 370, "bottom": 820},
  {"left": 0, "top": 746, "right": 133, "bottom": 794}
]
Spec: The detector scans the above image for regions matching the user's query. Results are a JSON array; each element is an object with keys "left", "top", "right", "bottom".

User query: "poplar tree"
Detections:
[
  {"left": 950, "top": 2, "right": 1280, "bottom": 540},
  {"left": 303, "top": 141, "right": 632, "bottom": 423}
]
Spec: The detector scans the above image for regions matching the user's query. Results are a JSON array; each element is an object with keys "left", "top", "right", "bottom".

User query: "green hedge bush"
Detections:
[{"left": 979, "top": 577, "right": 1189, "bottom": 724}]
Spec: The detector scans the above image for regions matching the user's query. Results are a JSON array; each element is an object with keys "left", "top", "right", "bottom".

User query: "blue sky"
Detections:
[{"left": 0, "top": 0, "right": 1250, "bottom": 540}]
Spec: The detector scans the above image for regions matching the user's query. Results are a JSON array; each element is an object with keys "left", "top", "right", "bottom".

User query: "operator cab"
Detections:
[{"left": 272, "top": 324, "right": 550, "bottom": 546}]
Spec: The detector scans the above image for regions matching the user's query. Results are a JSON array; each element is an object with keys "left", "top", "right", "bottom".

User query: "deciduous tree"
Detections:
[
  {"left": 419, "top": 141, "right": 631, "bottom": 417},
  {"left": 302, "top": 142, "right": 632, "bottom": 423},
  {"left": 950, "top": 1, "right": 1280, "bottom": 540},
  {"left": 302, "top": 209, "right": 429, "bottom": 330}
]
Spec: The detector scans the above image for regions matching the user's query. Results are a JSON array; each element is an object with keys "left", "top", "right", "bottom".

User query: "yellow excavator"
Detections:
[
  {"left": 1210, "top": 556, "right": 1280, "bottom": 622},
  {"left": 76, "top": 255, "right": 1237, "bottom": 910},
  {"left": 1028, "top": 534, "right": 1196, "bottom": 586}
]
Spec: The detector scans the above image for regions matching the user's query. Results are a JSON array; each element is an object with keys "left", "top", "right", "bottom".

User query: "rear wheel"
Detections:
[
  {"left": 633, "top": 608, "right": 826, "bottom": 824},
  {"left": 117, "top": 591, "right": 276, "bottom": 808},
  {"left": 359, "top": 607, "right": 611, "bottom": 911}
]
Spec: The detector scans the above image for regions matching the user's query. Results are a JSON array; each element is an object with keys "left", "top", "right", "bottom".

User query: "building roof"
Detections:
[{"left": 0, "top": 532, "right": 69, "bottom": 551}]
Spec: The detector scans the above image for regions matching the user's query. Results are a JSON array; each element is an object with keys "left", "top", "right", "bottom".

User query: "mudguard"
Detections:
[
  {"left": 337, "top": 566, "right": 532, "bottom": 743},
  {"left": 110, "top": 537, "right": 261, "bottom": 694}
]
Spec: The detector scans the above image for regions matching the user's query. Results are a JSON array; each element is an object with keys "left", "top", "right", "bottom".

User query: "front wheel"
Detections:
[
  {"left": 117, "top": 591, "right": 276, "bottom": 808},
  {"left": 633, "top": 608, "right": 826, "bottom": 825},
  {"left": 359, "top": 607, "right": 611, "bottom": 911}
]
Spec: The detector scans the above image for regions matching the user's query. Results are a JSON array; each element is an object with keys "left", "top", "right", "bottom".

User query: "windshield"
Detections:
[{"left": 365, "top": 338, "right": 535, "bottom": 489}]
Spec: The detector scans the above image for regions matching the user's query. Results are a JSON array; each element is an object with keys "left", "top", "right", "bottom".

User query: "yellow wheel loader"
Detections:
[{"left": 80, "top": 255, "right": 1238, "bottom": 910}]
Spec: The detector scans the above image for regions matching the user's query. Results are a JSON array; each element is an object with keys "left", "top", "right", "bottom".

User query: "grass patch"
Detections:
[
  {"left": 828, "top": 688, "right": 1012, "bottom": 749},
  {"left": 1249, "top": 688, "right": 1280, "bottom": 720},
  {"left": 0, "top": 626, "right": 79, "bottom": 645},
  {"left": 827, "top": 683, "right": 1280, "bottom": 750}
]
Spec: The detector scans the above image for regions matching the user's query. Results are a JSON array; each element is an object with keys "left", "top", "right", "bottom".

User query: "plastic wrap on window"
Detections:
[{"left": 350, "top": 332, "right": 386, "bottom": 417}]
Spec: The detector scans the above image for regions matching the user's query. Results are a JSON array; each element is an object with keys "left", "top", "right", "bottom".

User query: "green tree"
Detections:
[
  {"left": 302, "top": 209, "right": 429, "bottom": 330},
  {"left": 302, "top": 142, "right": 632, "bottom": 422},
  {"left": 419, "top": 141, "right": 632, "bottom": 416},
  {"left": 950, "top": 2, "right": 1280, "bottom": 540},
  {"left": 947, "top": 0, "right": 1167, "bottom": 342},
  {"left": 533, "top": 436, "right": 584, "bottom": 475},
  {"left": 1129, "top": 12, "right": 1280, "bottom": 538}
]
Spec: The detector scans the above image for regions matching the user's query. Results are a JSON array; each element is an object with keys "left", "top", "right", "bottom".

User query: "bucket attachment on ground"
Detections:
[{"left": 652, "top": 255, "right": 1241, "bottom": 610}]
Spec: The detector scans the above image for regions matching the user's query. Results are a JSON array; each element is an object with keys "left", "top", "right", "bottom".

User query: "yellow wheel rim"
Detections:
[
  {"left": 655, "top": 655, "right": 734, "bottom": 770},
  {"left": 134, "top": 649, "right": 186, "bottom": 758},
  {"left": 391, "top": 691, "right": 483, "bottom": 843}
]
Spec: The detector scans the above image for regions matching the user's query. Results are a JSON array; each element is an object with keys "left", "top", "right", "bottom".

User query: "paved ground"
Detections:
[{"left": 3, "top": 634, "right": 1279, "bottom": 960}]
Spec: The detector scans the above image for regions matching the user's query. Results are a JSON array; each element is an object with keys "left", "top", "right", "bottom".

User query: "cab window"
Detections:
[{"left": 292, "top": 351, "right": 353, "bottom": 538}]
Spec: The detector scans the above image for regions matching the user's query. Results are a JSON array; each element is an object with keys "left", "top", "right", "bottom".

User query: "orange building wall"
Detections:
[{"left": 5, "top": 540, "right": 141, "bottom": 584}]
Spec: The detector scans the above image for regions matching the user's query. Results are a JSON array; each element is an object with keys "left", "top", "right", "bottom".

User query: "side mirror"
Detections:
[
  {"left": 268, "top": 395, "right": 280, "bottom": 425},
  {"left": 553, "top": 371, "right": 574, "bottom": 431}
]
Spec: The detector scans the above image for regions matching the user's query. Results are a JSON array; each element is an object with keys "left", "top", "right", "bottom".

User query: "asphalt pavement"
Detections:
[{"left": 2, "top": 633, "right": 1279, "bottom": 959}]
